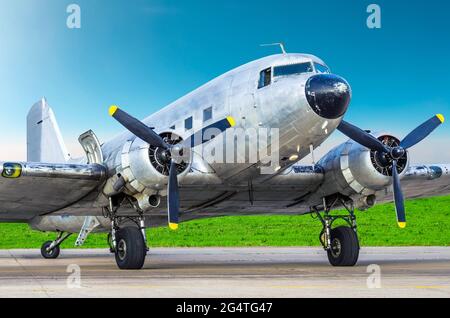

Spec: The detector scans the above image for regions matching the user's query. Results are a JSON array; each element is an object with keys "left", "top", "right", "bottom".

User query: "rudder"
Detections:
[{"left": 27, "top": 98, "right": 71, "bottom": 163}]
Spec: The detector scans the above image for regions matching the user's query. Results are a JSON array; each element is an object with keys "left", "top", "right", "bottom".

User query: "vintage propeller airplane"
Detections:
[{"left": 0, "top": 52, "right": 448, "bottom": 269}]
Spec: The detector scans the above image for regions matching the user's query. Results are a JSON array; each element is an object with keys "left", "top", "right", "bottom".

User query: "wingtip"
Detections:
[
  {"left": 169, "top": 223, "right": 179, "bottom": 231},
  {"left": 398, "top": 222, "right": 407, "bottom": 229},
  {"left": 109, "top": 105, "right": 119, "bottom": 117},
  {"left": 436, "top": 114, "right": 445, "bottom": 124}
]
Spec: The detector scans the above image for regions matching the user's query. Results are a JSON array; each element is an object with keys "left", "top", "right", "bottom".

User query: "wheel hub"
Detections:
[
  {"left": 117, "top": 239, "right": 127, "bottom": 261},
  {"left": 330, "top": 238, "right": 342, "bottom": 258}
]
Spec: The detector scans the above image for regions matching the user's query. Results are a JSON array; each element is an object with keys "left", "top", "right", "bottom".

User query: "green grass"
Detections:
[{"left": 1, "top": 195, "right": 450, "bottom": 249}]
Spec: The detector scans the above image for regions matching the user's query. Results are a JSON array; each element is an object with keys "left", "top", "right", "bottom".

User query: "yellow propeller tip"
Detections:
[
  {"left": 398, "top": 222, "right": 406, "bottom": 229},
  {"left": 109, "top": 105, "right": 119, "bottom": 117},
  {"left": 227, "top": 116, "right": 236, "bottom": 127},
  {"left": 169, "top": 223, "right": 179, "bottom": 231},
  {"left": 436, "top": 114, "right": 445, "bottom": 123}
]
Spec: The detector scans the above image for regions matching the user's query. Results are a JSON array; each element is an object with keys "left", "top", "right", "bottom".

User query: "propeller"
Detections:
[
  {"left": 109, "top": 106, "right": 183, "bottom": 230},
  {"left": 337, "top": 114, "right": 445, "bottom": 228},
  {"left": 109, "top": 105, "right": 236, "bottom": 230},
  {"left": 168, "top": 161, "right": 180, "bottom": 230}
]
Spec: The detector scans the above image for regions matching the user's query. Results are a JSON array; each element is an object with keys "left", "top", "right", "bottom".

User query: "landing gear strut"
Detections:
[
  {"left": 40, "top": 231, "right": 72, "bottom": 259},
  {"left": 312, "top": 195, "right": 360, "bottom": 266},
  {"left": 105, "top": 197, "right": 149, "bottom": 270}
]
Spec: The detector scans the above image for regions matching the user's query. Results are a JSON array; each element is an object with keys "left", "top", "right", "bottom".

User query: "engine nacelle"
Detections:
[
  {"left": 313, "top": 133, "right": 410, "bottom": 209},
  {"left": 102, "top": 132, "right": 190, "bottom": 210}
]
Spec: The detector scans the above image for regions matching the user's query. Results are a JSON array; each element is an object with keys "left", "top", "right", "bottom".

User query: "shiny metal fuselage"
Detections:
[{"left": 102, "top": 53, "right": 338, "bottom": 189}]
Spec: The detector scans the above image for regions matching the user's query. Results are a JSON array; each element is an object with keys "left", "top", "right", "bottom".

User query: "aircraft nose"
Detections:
[{"left": 305, "top": 74, "right": 351, "bottom": 119}]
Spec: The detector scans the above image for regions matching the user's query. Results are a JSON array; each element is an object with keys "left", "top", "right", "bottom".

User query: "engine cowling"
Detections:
[
  {"left": 313, "top": 133, "right": 410, "bottom": 209},
  {"left": 102, "top": 132, "right": 190, "bottom": 210}
]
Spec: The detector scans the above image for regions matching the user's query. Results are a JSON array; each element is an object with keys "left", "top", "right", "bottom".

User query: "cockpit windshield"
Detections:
[
  {"left": 258, "top": 61, "right": 332, "bottom": 89},
  {"left": 314, "top": 63, "right": 330, "bottom": 74},
  {"left": 273, "top": 62, "right": 314, "bottom": 78}
]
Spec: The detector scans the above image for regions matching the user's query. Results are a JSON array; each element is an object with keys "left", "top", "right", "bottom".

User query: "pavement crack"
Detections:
[{"left": 8, "top": 250, "right": 51, "bottom": 298}]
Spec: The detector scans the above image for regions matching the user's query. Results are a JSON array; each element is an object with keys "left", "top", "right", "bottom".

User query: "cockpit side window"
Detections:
[
  {"left": 258, "top": 68, "right": 272, "bottom": 89},
  {"left": 273, "top": 62, "right": 314, "bottom": 78},
  {"left": 314, "top": 63, "right": 331, "bottom": 74}
]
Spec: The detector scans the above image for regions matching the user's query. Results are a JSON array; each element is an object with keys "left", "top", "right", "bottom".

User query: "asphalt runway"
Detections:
[{"left": 0, "top": 247, "right": 449, "bottom": 298}]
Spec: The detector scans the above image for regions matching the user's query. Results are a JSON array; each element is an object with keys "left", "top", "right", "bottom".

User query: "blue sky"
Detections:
[{"left": 0, "top": 0, "right": 449, "bottom": 162}]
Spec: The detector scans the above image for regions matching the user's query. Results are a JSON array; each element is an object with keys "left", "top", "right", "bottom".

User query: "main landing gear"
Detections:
[
  {"left": 105, "top": 198, "right": 149, "bottom": 270},
  {"left": 40, "top": 231, "right": 72, "bottom": 259},
  {"left": 312, "top": 195, "right": 360, "bottom": 266}
]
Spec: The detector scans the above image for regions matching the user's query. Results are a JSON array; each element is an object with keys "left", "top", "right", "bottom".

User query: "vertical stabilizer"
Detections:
[{"left": 27, "top": 98, "right": 71, "bottom": 163}]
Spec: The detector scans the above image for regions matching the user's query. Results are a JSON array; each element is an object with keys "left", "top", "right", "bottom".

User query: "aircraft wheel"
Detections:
[
  {"left": 114, "top": 227, "right": 147, "bottom": 270},
  {"left": 41, "top": 241, "right": 61, "bottom": 259},
  {"left": 327, "top": 226, "right": 359, "bottom": 266}
]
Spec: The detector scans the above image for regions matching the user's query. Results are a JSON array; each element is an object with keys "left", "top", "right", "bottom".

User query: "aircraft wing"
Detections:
[
  {"left": 271, "top": 164, "right": 450, "bottom": 208},
  {"left": 192, "top": 164, "right": 450, "bottom": 217},
  {"left": 375, "top": 164, "right": 450, "bottom": 203},
  {"left": 0, "top": 162, "right": 106, "bottom": 221},
  {"left": 265, "top": 163, "right": 450, "bottom": 211}
]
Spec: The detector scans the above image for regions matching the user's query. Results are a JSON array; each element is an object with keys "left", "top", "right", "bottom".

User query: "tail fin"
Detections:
[{"left": 27, "top": 98, "right": 71, "bottom": 163}]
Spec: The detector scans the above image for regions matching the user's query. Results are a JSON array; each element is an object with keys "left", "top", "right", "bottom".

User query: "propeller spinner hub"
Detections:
[
  {"left": 370, "top": 135, "right": 408, "bottom": 177},
  {"left": 390, "top": 147, "right": 406, "bottom": 160},
  {"left": 148, "top": 132, "right": 189, "bottom": 177},
  {"left": 159, "top": 149, "right": 172, "bottom": 164}
]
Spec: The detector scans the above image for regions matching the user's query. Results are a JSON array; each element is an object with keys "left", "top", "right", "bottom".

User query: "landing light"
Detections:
[{"left": 289, "top": 155, "right": 299, "bottom": 161}]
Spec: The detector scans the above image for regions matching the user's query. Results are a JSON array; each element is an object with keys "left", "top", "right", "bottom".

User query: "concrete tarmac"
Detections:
[{"left": 0, "top": 247, "right": 449, "bottom": 298}]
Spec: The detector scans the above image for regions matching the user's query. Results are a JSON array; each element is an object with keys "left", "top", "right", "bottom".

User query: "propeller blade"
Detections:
[
  {"left": 182, "top": 116, "right": 236, "bottom": 149},
  {"left": 400, "top": 114, "right": 445, "bottom": 150},
  {"left": 337, "top": 121, "right": 389, "bottom": 153},
  {"left": 167, "top": 161, "right": 180, "bottom": 231},
  {"left": 109, "top": 106, "right": 169, "bottom": 150},
  {"left": 392, "top": 160, "right": 406, "bottom": 228}
]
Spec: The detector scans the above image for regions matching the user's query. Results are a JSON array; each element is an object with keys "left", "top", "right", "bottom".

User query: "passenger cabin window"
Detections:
[
  {"left": 273, "top": 62, "right": 314, "bottom": 78},
  {"left": 185, "top": 117, "right": 193, "bottom": 131},
  {"left": 203, "top": 107, "right": 213, "bottom": 122},
  {"left": 258, "top": 68, "right": 272, "bottom": 89},
  {"left": 314, "top": 63, "right": 330, "bottom": 74}
]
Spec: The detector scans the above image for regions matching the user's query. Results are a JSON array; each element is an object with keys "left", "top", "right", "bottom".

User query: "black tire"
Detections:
[
  {"left": 41, "top": 241, "right": 60, "bottom": 259},
  {"left": 114, "top": 227, "right": 147, "bottom": 270},
  {"left": 327, "top": 226, "right": 359, "bottom": 266}
]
